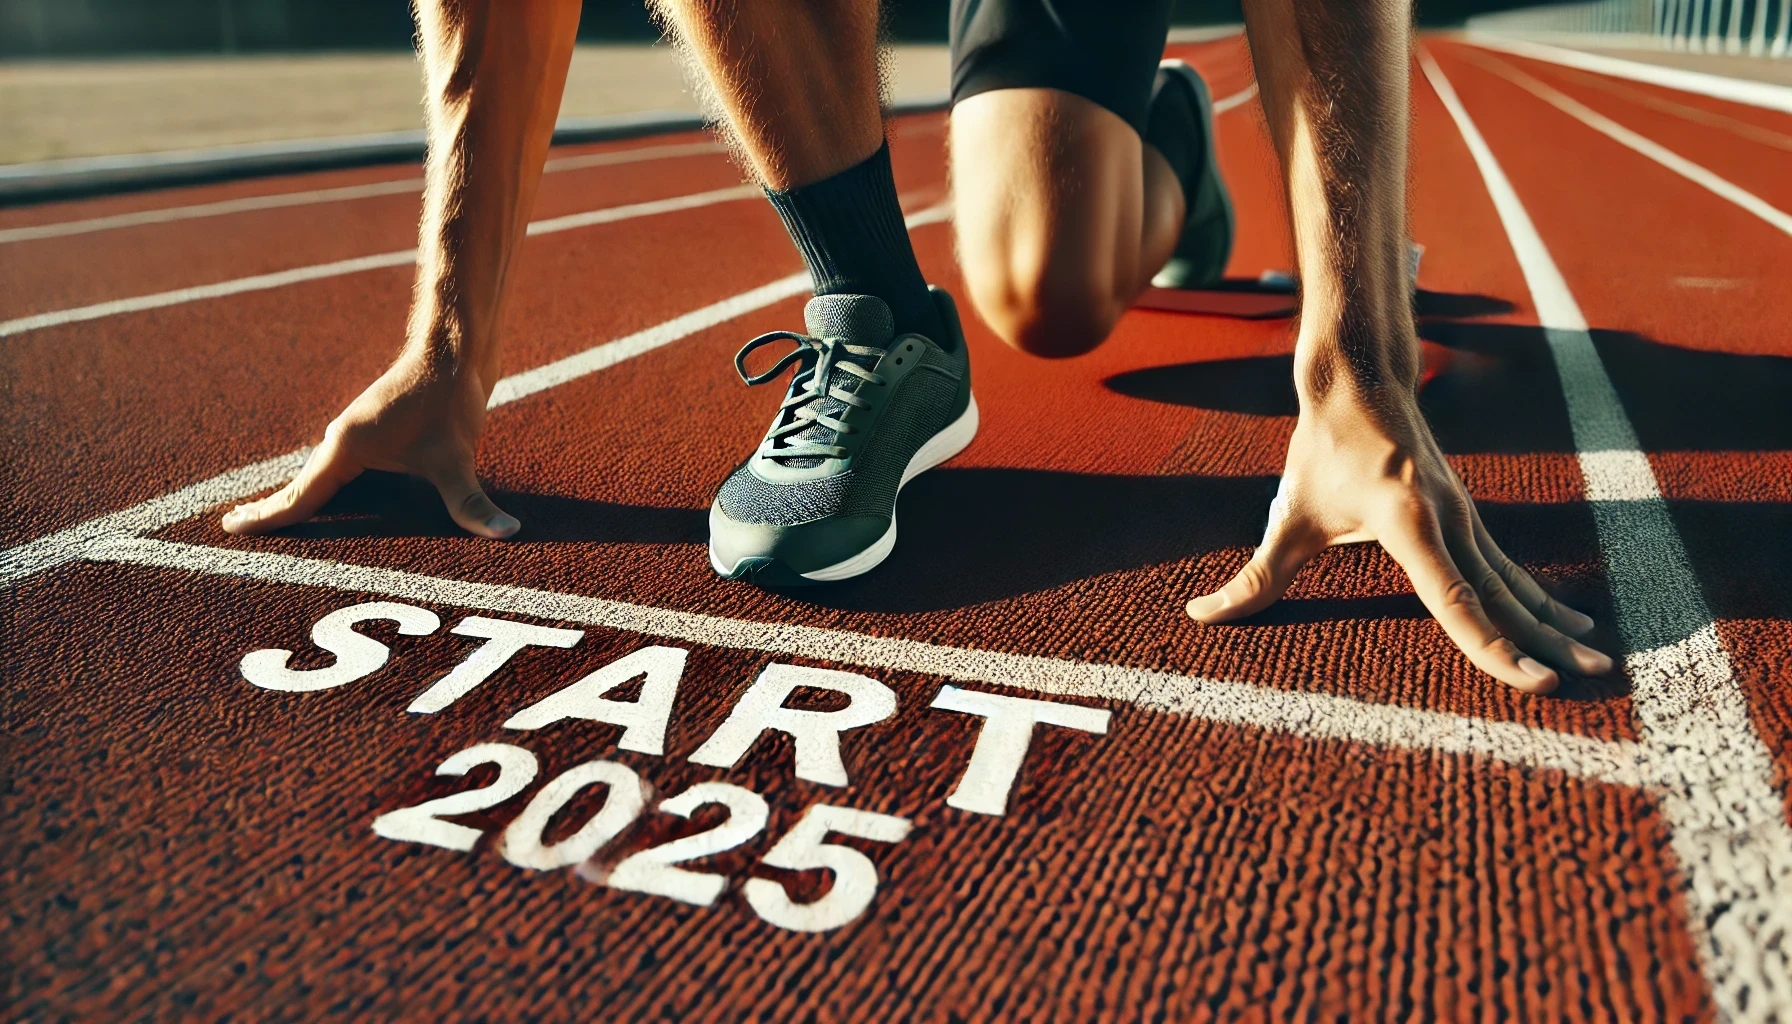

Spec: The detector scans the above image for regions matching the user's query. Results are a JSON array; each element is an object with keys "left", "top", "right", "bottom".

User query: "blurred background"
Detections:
[{"left": 2, "top": 0, "right": 1787, "bottom": 168}]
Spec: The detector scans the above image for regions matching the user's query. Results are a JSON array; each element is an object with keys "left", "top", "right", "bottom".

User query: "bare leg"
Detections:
[
  {"left": 652, "top": 0, "right": 883, "bottom": 190},
  {"left": 1187, "top": 0, "right": 1615, "bottom": 693},
  {"left": 223, "top": 0, "right": 580, "bottom": 538},
  {"left": 950, "top": 89, "right": 1186, "bottom": 358}
]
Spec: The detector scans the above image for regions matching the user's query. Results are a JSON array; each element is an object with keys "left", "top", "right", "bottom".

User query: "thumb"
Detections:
[
  {"left": 1186, "top": 501, "right": 1322, "bottom": 624},
  {"left": 221, "top": 436, "right": 360, "bottom": 535},
  {"left": 428, "top": 461, "right": 520, "bottom": 539}
]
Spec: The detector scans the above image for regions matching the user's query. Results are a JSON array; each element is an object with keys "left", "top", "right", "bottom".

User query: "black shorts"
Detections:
[{"left": 948, "top": 0, "right": 1176, "bottom": 136}]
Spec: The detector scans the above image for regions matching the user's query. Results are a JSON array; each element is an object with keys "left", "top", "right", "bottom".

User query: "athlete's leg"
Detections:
[
  {"left": 650, "top": 0, "right": 943, "bottom": 340},
  {"left": 950, "top": 89, "right": 1186, "bottom": 358},
  {"left": 947, "top": 0, "right": 1227, "bottom": 359},
  {"left": 650, "top": 0, "right": 880, "bottom": 189}
]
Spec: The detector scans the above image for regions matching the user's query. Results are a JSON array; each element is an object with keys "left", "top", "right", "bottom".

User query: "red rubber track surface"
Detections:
[{"left": 3, "top": 36, "right": 1784, "bottom": 1021}]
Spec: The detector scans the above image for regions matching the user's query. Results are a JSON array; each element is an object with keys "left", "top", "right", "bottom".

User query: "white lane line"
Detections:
[
  {"left": 1422, "top": 48, "right": 1792, "bottom": 1019},
  {"left": 0, "top": 141, "right": 729, "bottom": 246},
  {"left": 540, "top": 140, "right": 724, "bottom": 174},
  {"left": 1469, "top": 51, "right": 1792, "bottom": 238},
  {"left": 1465, "top": 34, "right": 1792, "bottom": 114},
  {"left": 1215, "top": 83, "right": 1260, "bottom": 114},
  {"left": 0, "top": 179, "right": 423, "bottom": 245},
  {"left": 0, "top": 202, "right": 950, "bottom": 588},
  {"left": 85, "top": 534, "right": 1649, "bottom": 789},
  {"left": 489, "top": 272, "right": 798, "bottom": 407},
  {"left": 0, "top": 450, "right": 309, "bottom": 587},
  {"left": 521, "top": 185, "right": 757, "bottom": 236},
  {"left": 0, "top": 185, "right": 760, "bottom": 339}
]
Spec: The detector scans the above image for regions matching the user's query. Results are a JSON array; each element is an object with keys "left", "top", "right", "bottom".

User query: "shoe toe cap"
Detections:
[{"left": 708, "top": 499, "right": 889, "bottom": 580}]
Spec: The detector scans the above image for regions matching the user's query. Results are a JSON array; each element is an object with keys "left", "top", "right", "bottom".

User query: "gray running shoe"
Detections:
[
  {"left": 709, "top": 287, "right": 977, "bottom": 586},
  {"left": 1149, "top": 59, "right": 1237, "bottom": 291}
]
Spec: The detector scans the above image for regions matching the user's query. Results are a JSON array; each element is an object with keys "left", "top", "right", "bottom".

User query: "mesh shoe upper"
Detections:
[{"left": 716, "top": 293, "right": 967, "bottom": 528}]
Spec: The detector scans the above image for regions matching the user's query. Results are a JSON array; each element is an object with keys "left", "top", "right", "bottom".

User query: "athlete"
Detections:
[{"left": 222, "top": 0, "right": 1613, "bottom": 694}]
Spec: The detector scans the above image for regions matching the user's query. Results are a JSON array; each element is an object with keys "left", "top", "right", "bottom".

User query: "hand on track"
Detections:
[
  {"left": 1186, "top": 390, "right": 1613, "bottom": 694},
  {"left": 221, "top": 359, "right": 518, "bottom": 540}
]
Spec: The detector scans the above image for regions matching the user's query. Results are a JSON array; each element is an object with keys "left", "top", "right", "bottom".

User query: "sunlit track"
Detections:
[
  {"left": 0, "top": 89, "right": 1259, "bottom": 341},
  {"left": 0, "top": 83, "right": 1257, "bottom": 562},
  {"left": 1505, "top": 61, "right": 1792, "bottom": 153},
  {"left": 1423, "top": 45, "right": 1792, "bottom": 1019},
  {"left": 1460, "top": 48, "right": 1792, "bottom": 236},
  {"left": 7, "top": 35, "right": 1790, "bottom": 1020},
  {"left": 1463, "top": 34, "right": 1792, "bottom": 114}
]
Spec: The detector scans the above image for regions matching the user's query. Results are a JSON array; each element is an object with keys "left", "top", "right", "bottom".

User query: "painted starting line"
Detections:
[{"left": 83, "top": 532, "right": 1650, "bottom": 790}]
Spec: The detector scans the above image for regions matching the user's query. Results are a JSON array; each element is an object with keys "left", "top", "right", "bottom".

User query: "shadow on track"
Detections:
[
  {"left": 280, "top": 317, "right": 1784, "bottom": 628},
  {"left": 796, "top": 469, "right": 1276, "bottom": 612},
  {"left": 1106, "top": 318, "right": 1792, "bottom": 454}
]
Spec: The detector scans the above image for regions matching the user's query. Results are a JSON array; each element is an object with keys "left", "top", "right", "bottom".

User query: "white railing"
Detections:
[{"left": 1468, "top": 0, "right": 1791, "bottom": 56}]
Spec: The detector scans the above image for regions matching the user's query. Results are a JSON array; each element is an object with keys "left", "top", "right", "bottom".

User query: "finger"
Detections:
[
  {"left": 1445, "top": 522, "right": 1614, "bottom": 677},
  {"left": 1468, "top": 505, "right": 1597, "bottom": 639},
  {"left": 427, "top": 462, "right": 520, "bottom": 540},
  {"left": 1379, "top": 507, "right": 1559, "bottom": 694},
  {"left": 1187, "top": 518, "right": 1324, "bottom": 624},
  {"left": 220, "top": 437, "right": 360, "bottom": 535}
]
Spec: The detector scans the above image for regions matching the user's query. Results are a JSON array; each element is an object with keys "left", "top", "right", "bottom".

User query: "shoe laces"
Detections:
[{"left": 734, "top": 330, "right": 887, "bottom": 463}]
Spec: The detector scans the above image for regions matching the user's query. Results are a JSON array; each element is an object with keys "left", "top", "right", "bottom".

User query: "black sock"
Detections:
[
  {"left": 765, "top": 141, "right": 946, "bottom": 342},
  {"left": 1144, "top": 70, "right": 1203, "bottom": 196}
]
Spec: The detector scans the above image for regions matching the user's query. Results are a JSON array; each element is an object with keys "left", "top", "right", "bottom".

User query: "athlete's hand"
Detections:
[
  {"left": 220, "top": 357, "right": 519, "bottom": 539},
  {"left": 1186, "top": 387, "right": 1612, "bottom": 694}
]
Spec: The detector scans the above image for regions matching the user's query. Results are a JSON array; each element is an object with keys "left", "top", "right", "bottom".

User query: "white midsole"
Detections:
[{"left": 708, "top": 391, "right": 980, "bottom": 582}]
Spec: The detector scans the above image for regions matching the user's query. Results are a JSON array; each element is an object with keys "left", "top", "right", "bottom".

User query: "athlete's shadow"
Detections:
[
  {"left": 800, "top": 470, "right": 1608, "bottom": 618},
  {"left": 1414, "top": 288, "right": 1516, "bottom": 319},
  {"left": 1106, "top": 321, "right": 1792, "bottom": 454},
  {"left": 801, "top": 469, "right": 1277, "bottom": 612}
]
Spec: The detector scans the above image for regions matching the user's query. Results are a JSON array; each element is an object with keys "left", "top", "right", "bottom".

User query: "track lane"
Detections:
[
  {"left": 0, "top": 199, "right": 803, "bottom": 548},
  {"left": 0, "top": 144, "right": 754, "bottom": 319},
  {"left": 0, "top": 140, "right": 736, "bottom": 245},
  {"left": 0, "top": 116, "right": 952, "bottom": 550},
  {"left": 0, "top": 155, "right": 432, "bottom": 232},
  {"left": 1456, "top": 48, "right": 1792, "bottom": 217},
  {"left": 1483, "top": 52, "right": 1792, "bottom": 150},
  {"left": 1425, "top": 43, "right": 1792, "bottom": 1011},
  {"left": 1461, "top": 38, "right": 1792, "bottom": 136},
  {"left": 4, "top": 560, "right": 1702, "bottom": 1021}
]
